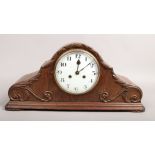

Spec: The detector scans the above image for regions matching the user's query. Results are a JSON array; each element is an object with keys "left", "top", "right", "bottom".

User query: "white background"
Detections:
[{"left": 0, "top": 0, "right": 155, "bottom": 155}]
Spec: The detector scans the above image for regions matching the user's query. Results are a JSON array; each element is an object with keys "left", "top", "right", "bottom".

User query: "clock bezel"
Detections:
[{"left": 54, "top": 49, "right": 101, "bottom": 95}]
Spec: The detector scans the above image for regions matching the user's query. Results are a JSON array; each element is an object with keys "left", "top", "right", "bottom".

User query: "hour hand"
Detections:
[
  {"left": 75, "top": 60, "right": 81, "bottom": 75},
  {"left": 77, "top": 59, "right": 81, "bottom": 65}
]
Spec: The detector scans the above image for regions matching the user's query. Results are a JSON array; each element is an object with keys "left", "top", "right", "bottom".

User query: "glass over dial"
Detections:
[{"left": 54, "top": 49, "right": 100, "bottom": 95}]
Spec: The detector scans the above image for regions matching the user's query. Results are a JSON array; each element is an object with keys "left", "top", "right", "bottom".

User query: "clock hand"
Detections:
[
  {"left": 78, "top": 62, "right": 92, "bottom": 73},
  {"left": 75, "top": 60, "right": 81, "bottom": 75},
  {"left": 76, "top": 59, "right": 81, "bottom": 71}
]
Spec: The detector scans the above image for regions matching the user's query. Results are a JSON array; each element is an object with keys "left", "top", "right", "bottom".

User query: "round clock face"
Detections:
[{"left": 54, "top": 49, "right": 100, "bottom": 95}]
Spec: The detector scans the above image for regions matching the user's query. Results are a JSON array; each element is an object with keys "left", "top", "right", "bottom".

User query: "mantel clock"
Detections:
[{"left": 5, "top": 43, "right": 145, "bottom": 112}]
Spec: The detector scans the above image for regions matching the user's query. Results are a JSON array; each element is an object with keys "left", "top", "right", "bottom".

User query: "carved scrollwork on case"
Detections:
[
  {"left": 9, "top": 89, "right": 24, "bottom": 101},
  {"left": 126, "top": 95, "right": 140, "bottom": 103},
  {"left": 99, "top": 87, "right": 142, "bottom": 103},
  {"left": 24, "top": 87, "right": 53, "bottom": 102},
  {"left": 9, "top": 86, "right": 53, "bottom": 102},
  {"left": 122, "top": 87, "right": 142, "bottom": 103},
  {"left": 99, "top": 89, "right": 127, "bottom": 102}
]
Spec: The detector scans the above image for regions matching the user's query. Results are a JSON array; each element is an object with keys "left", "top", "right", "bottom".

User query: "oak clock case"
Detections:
[{"left": 5, "top": 43, "right": 145, "bottom": 112}]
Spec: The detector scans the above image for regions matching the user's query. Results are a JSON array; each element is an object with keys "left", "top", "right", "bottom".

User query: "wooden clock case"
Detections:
[{"left": 5, "top": 43, "right": 145, "bottom": 112}]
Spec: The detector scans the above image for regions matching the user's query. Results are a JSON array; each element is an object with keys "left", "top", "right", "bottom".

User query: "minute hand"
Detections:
[{"left": 78, "top": 62, "right": 91, "bottom": 72}]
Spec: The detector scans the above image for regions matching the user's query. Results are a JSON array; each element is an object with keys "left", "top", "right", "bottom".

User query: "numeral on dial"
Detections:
[
  {"left": 75, "top": 54, "right": 81, "bottom": 59},
  {"left": 84, "top": 85, "right": 87, "bottom": 89},
  {"left": 90, "top": 63, "right": 94, "bottom": 68},
  {"left": 92, "top": 71, "right": 97, "bottom": 75},
  {"left": 57, "top": 70, "right": 62, "bottom": 74},
  {"left": 67, "top": 56, "right": 71, "bottom": 61},
  {"left": 67, "top": 84, "right": 70, "bottom": 88},
  {"left": 74, "top": 87, "right": 78, "bottom": 91},
  {"left": 61, "top": 63, "right": 66, "bottom": 67},
  {"left": 61, "top": 78, "right": 65, "bottom": 82}
]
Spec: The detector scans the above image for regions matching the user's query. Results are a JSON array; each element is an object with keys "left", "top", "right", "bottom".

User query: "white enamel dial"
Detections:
[{"left": 54, "top": 49, "right": 100, "bottom": 95}]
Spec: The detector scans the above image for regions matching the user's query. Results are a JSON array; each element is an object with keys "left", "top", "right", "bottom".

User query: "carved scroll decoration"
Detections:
[
  {"left": 99, "top": 87, "right": 141, "bottom": 103},
  {"left": 99, "top": 89, "right": 127, "bottom": 103},
  {"left": 9, "top": 86, "right": 53, "bottom": 102}
]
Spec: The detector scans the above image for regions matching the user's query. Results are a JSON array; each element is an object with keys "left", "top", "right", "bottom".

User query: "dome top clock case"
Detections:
[{"left": 5, "top": 43, "right": 145, "bottom": 112}]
